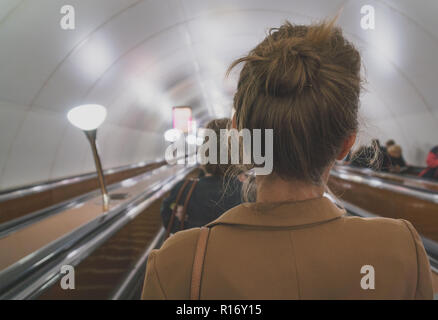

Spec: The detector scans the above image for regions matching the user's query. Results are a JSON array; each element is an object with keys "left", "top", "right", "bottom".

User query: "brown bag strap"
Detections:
[
  {"left": 164, "top": 179, "right": 191, "bottom": 239},
  {"left": 190, "top": 227, "right": 210, "bottom": 300},
  {"left": 179, "top": 179, "right": 198, "bottom": 230}
]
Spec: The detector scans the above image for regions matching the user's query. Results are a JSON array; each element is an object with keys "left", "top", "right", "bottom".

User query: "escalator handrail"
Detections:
[
  {"left": 0, "top": 164, "right": 194, "bottom": 299},
  {"left": 0, "top": 158, "right": 165, "bottom": 203},
  {"left": 0, "top": 155, "right": 193, "bottom": 237},
  {"left": 330, "top": 168, "right": 438, "bottom": 204},
  {"left": 334, "top": 164, "right": 438, "bottom": 189},
  {"left": 0, "top": 163, "right": 167, "bottom": 238}
]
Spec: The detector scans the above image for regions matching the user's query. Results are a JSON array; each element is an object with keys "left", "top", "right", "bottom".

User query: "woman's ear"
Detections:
[{"left": 337, "top": 133, "right": 357, "bottom": 160}]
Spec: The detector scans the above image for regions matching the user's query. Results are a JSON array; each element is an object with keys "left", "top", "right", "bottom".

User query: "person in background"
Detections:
[
  {"left": 419, "top": 146, "right": 438, "bottom": 180},
  {"left": 385, "top": 139, "right": 395, "bottom": 151},
  {"left": 387, "top": 144, "right": 407, "bottom": 173},
  {"left": 160, "top": 118, "right": 242, "bottom": 235}
]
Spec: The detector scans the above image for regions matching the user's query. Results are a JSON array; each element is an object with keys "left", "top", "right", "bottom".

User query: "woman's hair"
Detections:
[
  {"left": 202, "top": 118, "right": 232, "bottom": 176},
  {"left": 227, "top": 18, "right": 362, "bottom": 184}
]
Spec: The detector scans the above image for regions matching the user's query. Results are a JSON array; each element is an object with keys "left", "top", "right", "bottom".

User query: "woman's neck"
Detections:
[{"left": 256, "top": 174, "right": 325, "bottom": 203}]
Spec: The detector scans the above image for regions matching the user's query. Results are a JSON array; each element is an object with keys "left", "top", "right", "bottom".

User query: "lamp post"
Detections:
[{"left": 67, "top": 104, "right": 109, "bottom": 211}]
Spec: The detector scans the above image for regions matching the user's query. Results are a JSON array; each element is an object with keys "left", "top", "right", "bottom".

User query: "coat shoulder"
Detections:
[
  {"left": 342, "top": 215, "right": 412, "bottom": 231},
  {"left": 152, "top": 228, "right": 202, "bottom": 298},
  {"left": 160, "top": 227, "right": 201, "bottom": 254},
  {"left": 339, "top": 215, "right": 417, "bottom": 248}
]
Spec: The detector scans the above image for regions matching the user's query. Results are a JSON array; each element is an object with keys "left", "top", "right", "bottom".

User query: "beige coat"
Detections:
[{"left": 141, "top": 197, "right": 433, "bottom": 299}]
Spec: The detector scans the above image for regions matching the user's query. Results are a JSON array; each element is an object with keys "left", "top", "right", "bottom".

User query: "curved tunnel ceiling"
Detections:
[{"left": 0, "top": 0, "right": 437, "bottom": 190}]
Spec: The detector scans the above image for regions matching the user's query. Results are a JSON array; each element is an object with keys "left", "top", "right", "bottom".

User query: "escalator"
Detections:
[
  {"left": 0, "top": 160, "right": 197, "bottom": 299},
  {"left": 1, "top": 161, "right": 437, "bottom": 299},
  {"left": 333, "top": 164, "right": 438, "bottom": 194},
  {"left": 330, "top": 164, "right": 438, "bottom": 242}
]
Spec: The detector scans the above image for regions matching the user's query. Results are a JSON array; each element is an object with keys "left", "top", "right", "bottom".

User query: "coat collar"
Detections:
[{"left": 206, "top": 196, "right": 346, "bottom": 228}]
